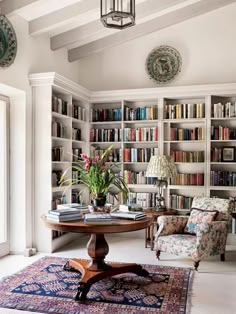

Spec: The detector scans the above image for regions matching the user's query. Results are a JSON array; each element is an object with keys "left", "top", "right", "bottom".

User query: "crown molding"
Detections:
[
  {"left": 29, "top": 72, "right": 236, "bottom": 103},
  {"left": 29, "top": 72, "right": 90, "bottom": 102}
]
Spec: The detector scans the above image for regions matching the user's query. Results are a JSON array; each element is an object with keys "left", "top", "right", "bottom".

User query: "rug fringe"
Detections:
[{"left": 186, "top": 268, "right": 195, "bottom": 314}]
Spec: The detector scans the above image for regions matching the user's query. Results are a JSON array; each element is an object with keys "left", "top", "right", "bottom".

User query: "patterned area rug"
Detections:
[{"left": 0, "top": 256, "right": 193, "bottom": 314}]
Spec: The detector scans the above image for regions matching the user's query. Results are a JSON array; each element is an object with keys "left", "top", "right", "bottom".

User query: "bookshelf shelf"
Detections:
[
  {"left": 123, "top": 141, "right": 158, "bottom": 144},
  {"left": 123, "top": 162, "right": 149, "bottom": 165},
  {"left": 174, "top": 162, "right": 205, "bottom": 164},
  {"left": 211, "top": 117, "right": 236, "bottom": 120},
  {"left": 51, "top": 136, "right": 71, "bottom": 142},
  {"left": 72, "top": 140, "right": 86, "bottom": 144},
  {"left": 127, "top": 184, "right": 156, "bottom": 189},
  {"left": 163, "top": 118, "right": 205, "bottom": 123},
  {"left": 124, "top": 119, "right": 158, "bottom": 124},
  {"left": 90, "top": 141, "right": 121, "bottom": 145},
  {"left": 211, "top": 140, "right": 236, "bottom": 142},
  {"left": 164, "top": 140, "right": 205, "bottom": 143},
  {"left": 210, "top": 186, "right": 236, "bottom": 191},
  {"left": 52, "top": 111, "right": 71, "bottom": 119},
  {"left": 169, "top": 185, "right": 205, "bottom": 190},
  {"left": 72, "top": 117, "right": 86, "bottom": 123},
  {"left": 90, "top": 121, "right": 121, "bottom": 125}
]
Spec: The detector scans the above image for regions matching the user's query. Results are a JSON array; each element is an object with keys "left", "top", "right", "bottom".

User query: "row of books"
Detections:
[
  {"left": 171, "top": 173, "right": 204, "bottom": 186},
  {"left": 52, "top": 121, "right": 67, "bottom": 138},
  {"left": 212, "top": 102, "right": 236, "bottom": 118},
  {"left": 210, "top": 171, "right": 236, "bottom": 186},
  {"left": 124, "top": 170, "right": 155, "bottom": 185},
  {"left": 211, "top": 126, "right": 236, "bottom": 140},
  {"left": 52, "top": 170, "right": 63, "bottom": 187},
  {"left": 211, "top": 147, "right": 225, "bottom": 162},
  {"left": 90, "top": 148, "right": 121, "bottom": 162},
  {"left": 128, "top": 192, "right": 158, "bottom": 208},
  {"left": 170, "top": 150, "right": 204, "bottom": 163},
  {"left": 170, "top": 127, "right": 204, "bottom": 141},
  {"left": 169, "top": 194, "right": 193, "bottom": 210},
  {"left": 52, "top": 96, "right": 68, "bottom": 116},
  {"left": 164, "top": 103, "right": 205, "bottom": 119},
  {"left": 72, "top": 128, "right": 81, "bottom": 141},
  {"left": 123, "top": 147, "right": 159, "bottom": 162},
  {"left": 72, "top": 148, "right": 82, "bottom": 161},
  {"left": 124, "top": 106, "right": 158, "bottom": 121},
  {"left": 123, "top": 127, "right": 158, "bottom": 142},
  {"left": 90, "top": 128, "right": 121, "bottom": 142},
  {"left": 72, "top": 104, "right": 86, "bottom": 121},
  {"left": 91, "top": 108, "right": 122, "bottom": 122},
  {"left": 52, "top": 146, "right": 64, "bottom": 162}
]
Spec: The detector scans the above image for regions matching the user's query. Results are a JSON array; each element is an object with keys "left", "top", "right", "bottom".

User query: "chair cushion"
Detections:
[
  {"left": 184, "top": 208, "right": 218, "bottom": 235},
  {"left": 157, "top": 234, "right": 196, "bottom": 257}
]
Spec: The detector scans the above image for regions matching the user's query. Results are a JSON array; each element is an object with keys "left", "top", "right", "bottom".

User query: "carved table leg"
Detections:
[{"left": 64, "top": 233, "right": 149, "bottom": 302}]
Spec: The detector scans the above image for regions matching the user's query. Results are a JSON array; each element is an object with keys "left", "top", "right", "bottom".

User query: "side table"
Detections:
[{"left": 144, "top": 208, "right": 177, "bottom": 250}]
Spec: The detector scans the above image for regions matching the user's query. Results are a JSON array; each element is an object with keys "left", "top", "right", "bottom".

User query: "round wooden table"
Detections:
[{"left": 42, "top": 215, "right": 152, "bottom": 302}]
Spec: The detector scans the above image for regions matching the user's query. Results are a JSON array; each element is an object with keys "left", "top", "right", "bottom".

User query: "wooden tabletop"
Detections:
[{"left": 41, "top": 215, "right": 152, "bottom": 234}]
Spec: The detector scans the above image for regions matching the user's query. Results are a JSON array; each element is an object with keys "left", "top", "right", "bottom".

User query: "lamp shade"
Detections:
[{"left": 146, "top": 155, "right": 177, "bottom": 178}]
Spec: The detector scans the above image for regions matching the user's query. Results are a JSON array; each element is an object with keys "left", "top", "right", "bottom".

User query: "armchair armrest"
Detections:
[
  {"left": 194, "top": 221, "right": 228, "bottom": 258},
  {"left": 196, "top": 221, "right": 228, "bottom": 236},
  {"left": 155, "top": 215, "right": 189, "bottom": 238}
]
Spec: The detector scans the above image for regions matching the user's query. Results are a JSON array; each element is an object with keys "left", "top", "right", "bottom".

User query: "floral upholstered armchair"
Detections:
[{"left": 155, "top": 197, "right": 230, "bottom": 270}]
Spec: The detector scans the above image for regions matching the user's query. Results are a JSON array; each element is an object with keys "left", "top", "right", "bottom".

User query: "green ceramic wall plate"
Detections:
[
  {"left": 146, "top": 45, "right": 182, "bottom": 84},
  {"left": 0, "top": 15, "right": 17, "bottom": 68}
]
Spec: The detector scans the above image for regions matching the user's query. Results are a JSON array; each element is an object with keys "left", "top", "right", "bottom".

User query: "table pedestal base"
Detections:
[{"left": 64, "top": 259, "right": 149, "bottom": 302}]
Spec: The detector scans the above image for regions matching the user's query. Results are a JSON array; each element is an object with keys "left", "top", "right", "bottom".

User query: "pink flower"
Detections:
[
  {"left": 94, "top": 156, "right": 100, "bottom": 162},
  {"left": 84, "top": 163, "right": 90, "bottom": 171},
  {"left": 80, "top": 153, "right": 90, "bottom": 161}
]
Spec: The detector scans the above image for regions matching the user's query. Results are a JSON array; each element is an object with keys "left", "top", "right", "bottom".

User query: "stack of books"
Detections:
[
  {"left": 111, "top": 211, "right": 147, "bottom": 220},
  {"left": 46, "top": 203, "right": 88, "bottom": 222},
  {"left": 84, "top": 213, "right": 113, "bottom": 224}
]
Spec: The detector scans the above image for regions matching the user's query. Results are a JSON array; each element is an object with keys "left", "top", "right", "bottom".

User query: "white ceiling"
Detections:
[{"left": 1, "top": 0, "right": 236, "bottom": 61}]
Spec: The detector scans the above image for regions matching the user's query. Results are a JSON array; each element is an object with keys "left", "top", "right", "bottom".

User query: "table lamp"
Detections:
[{"left": 146, "top": 155, "right": 177, "bottom": 211}]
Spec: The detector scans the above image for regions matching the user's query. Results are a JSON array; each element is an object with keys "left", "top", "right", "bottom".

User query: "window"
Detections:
[{"left": 0, "top": 97, "right": 9, "bottom": 257}]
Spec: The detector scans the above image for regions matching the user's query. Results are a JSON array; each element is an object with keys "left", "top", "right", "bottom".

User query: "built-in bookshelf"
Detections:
[
  {"left": 30, "top": 73, "right": 90, "bottom": 253},
  {"left": 162, "top": 98, "right": 207, "bottom": 214},
  {"left": 30, "top": 73, "right": 236, "bottom": 252}
]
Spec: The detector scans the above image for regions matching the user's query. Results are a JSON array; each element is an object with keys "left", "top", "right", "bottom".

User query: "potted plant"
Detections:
[{"left": 61, "top": 145, "right": 129, "bottom": 207}]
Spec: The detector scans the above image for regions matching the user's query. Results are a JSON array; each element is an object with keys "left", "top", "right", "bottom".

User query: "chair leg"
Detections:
[
  {"left": 156, "top": 250, "right": 161, "bottom": 260},
  {"left": 194, "top": 261, "right": 200, "bottom": 271},
  {"left": 220, "top": 253, "right": 225, "bottom": 262}
]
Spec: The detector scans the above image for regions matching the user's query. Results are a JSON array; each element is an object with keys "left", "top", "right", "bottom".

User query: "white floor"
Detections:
[{"left": 0, "top": 231, "right": 236, "bottom": 314}]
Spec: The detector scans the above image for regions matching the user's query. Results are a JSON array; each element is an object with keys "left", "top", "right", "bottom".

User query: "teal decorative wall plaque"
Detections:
[
  {"left": 145, "top": 45, "right": 182, "bottom": 84},
  {"left": 0, "top": 15, "right": 17, "bottom": 68}
]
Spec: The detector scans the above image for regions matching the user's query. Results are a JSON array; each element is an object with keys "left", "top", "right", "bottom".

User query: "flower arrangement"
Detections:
[{"left": 61, "top": 146, "right": 129, "bottom": 205}]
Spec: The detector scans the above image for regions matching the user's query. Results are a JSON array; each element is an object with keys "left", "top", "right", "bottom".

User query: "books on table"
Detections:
[
  {"left": 46, "top": 213, "right": 83, "bottom": 222},
  {"left": 46, "top": 203, "right": 87, "bottom": 222},
  {"left": 84, "top": 213, "right": 114, "bottom": 225},
  {"left": 111, "top": 211, "right": 147, "bottom": 220}
]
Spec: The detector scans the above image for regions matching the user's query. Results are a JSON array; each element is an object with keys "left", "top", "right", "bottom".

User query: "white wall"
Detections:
[
  {"left": 77, "top": 3, "right": 236, "bottom": 91},
  {"left": 0, "top": 15, "right": 79, "bottom": 253}
]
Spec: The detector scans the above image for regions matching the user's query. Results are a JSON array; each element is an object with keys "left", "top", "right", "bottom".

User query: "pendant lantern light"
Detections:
[{"left": 101, "top": 0, "right": 135, "bottom": 30}]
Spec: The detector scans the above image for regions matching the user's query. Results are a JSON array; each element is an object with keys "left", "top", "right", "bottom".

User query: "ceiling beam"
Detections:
[
  {"left": 29, "top": 0, "right": 98, "bottom": 36},
  {"left": 0, "top": 0, "right": 39, "bottom": 15},
  {"left": 50, "top": 0, "right": 186, "bottom": 51},
  {"left": 68, "top": 0, "right": 236, "bottom": 61}
]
